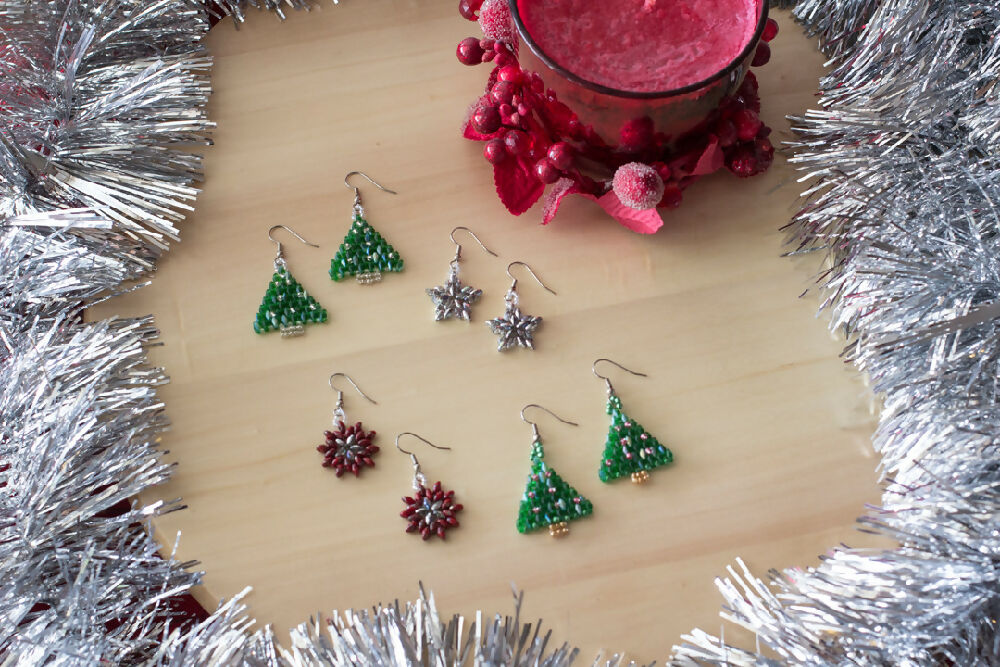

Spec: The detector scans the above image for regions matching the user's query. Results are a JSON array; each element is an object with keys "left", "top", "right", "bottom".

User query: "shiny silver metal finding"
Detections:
[
  {"left": 344, "top": 171, "right": 397, "bottom": 216},
  {"left": 592, "top": 358, "right": 648, "bottom": 395},
  {"left": 329, "top": 372, "right": 377, "bottom": 424},
  {"left": 268, "top": 224, "right": 319, "bottom": 266},
  {"left": 395, "top": 432, "right": 451, "bottom": 485},
  {"left": 520, "top": 403, "right": 578, "bottom": 441}
]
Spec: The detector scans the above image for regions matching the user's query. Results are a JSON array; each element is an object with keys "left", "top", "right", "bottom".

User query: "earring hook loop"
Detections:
[
  {"left": 450, "top": 226, "right": 498, "bottom": 264},
  {"left": 507, "top": 261, "right": 556, "bottom": 295},
  {"left": 328, "top": 372, "right": 378, "bottom": 404},
  {"left": 344, "top": 171, "right": 397, "bottom": 214},
  {"left": 592, "top": 358, "right": 648, "bottom": 394},
  {"left": 268, "top": 224, "right": 319, "bottom": 262},
  {"left": 395, "top": 432, "right": 451, "bottom": 475},
  {"left": 520, "top": 404, "right": 578, "bottom": 440}
]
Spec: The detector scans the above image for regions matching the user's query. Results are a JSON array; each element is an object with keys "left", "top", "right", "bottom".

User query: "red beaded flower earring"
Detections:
[
  {"left": 316, "top": 373, "right": 380, "bottom": 478},
  {"left": 396, "top": 432, "right": 463, "bottom": 541}
]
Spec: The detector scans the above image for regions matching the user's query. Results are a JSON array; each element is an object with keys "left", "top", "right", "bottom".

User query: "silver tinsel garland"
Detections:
[{"left": 2, "top": 0, "right": 998, "bottom": 664}]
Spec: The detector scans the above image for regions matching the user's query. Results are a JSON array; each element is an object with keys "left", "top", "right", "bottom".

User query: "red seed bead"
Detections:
[
  {"left": 504, "top": 129, "right": 530, "bottom": 154},
  {"left": 517, "top": 102, "right": 530, "bottom": 116},
  {"left": 734, "top": 108, "right": 762, "bottom": 141},
  {"left": 472, "top": 105, "right": 502, "bottom": 134},
  {"left": 654, "top": 162, "right": 672, "bottom": 183},
  {"left": 495, "top": 52, "right": 513, "bottom": 68},
  {"left": 547, "top": 142, "right": 573, "bottom": 170},
  {"left": 458, "top": 0, "right": 480, "bottom": 20},
  {"left": 762, "top": 18, "right": 779, "bottom": 42},
  {"left": 479, "top": 38, "right": 496, "bottom": 52},
  {"left": 534, "top": 158, "right": 560, "bottom": 184},
  {"left": 751, "top": 41, "right": 771, "bottom": 67},
  {"left": 456, "top": 37, "right": 484, "bottom": 66},
  {"left": 491, "top": 80, "right": 516, "bottom": 106}
]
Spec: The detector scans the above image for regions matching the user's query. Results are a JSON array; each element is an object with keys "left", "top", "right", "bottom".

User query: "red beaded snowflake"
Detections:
[
  {"left": 400, "top": 481, "right": 463, "bottom": 540},
  {"left": 317, "top": 421, "right": 378, "bottom": 477}
]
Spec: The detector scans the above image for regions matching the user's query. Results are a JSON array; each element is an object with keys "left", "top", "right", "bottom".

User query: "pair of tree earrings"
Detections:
[
  {"left": 252, "top": 172, "right": 403, "bottom": 337},
  {"left": 425, "top": 227, "right": 555, "bottom": 351},
  {"left": 517, "top": 359, "right": 674, "bottom": 538},
  {"left": 315, "top": 373, "right": 463, "bottom": 540}
]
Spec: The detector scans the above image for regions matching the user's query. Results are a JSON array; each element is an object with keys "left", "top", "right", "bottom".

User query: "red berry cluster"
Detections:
[{"left": 456, "top": 1, "right": 780, "bottom": 217}]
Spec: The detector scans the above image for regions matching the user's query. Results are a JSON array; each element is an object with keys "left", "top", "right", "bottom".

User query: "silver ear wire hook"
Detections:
[
  {"left": 507, "top": 261, "right": 556, "bottom": 295},
  {"left": 520, "top": 403, "right": 578, "bottom": 441},
  {"left": 268, "top": 224, "right": 319, "bottom": 265},
  {"left": 592, "top": 358, "right": 648, "bottom": 395},
  {"left": 344, "top": 171, "right": 397, "bottom": 216},
  {"left": 329, "top": 372, "right": 377, "bottom": 423},
  {"left": 450, "top": 226, "right": 498, "bottom": 265},
  {"left": 395, "top": 432, "right": 451, "bottom": 483}
]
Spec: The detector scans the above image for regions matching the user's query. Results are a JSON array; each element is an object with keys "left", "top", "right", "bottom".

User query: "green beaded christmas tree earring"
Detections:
[
  {"left": 517, "top": 404, "right": 594, "bottom": 538},
  {"left": 593, "top": 358, "right": 674, "bottom": 485},
  {"left": 331, "top": 171, "right": 404, "bottom": 284},
  {"left": 252, "top": 225, "right": 328, "bottom": 337}
]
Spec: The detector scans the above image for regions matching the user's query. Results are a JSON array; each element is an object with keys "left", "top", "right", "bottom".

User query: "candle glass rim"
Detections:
[{"left": 507, "top": 0, "right": 770, "bottom": 100}]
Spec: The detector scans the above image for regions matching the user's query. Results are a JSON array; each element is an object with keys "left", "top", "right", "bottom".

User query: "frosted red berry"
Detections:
[
  {"left": 484, "top": 138, "right": 507, "bottom": 163},
  {"left": 762, "top": 18, "right": 779, "bottom": 42},
  {"left": 715, "top": 118, "right": 738, "bottom": 147},
  {"left": 734, "top": 108, "right": 762, "bottom": 141},
  {"left": 401, "top": 481, "right": 463, "bottom": 540},
  {"left": 504, "top": 129, "right": 530, "bottom": 154},
  {"left": 658, "top": 183, "right": 683, "bottom": 208},
  {"left": 534, "top": 158, "right": 560, "bottom": 184},
  {"left": 727, "top": 147, "right": 758, "bottom": 178},
  {"left": 612, "top": 162, "right": 665, "bottom": 210},
  {"left": 478, "top": 0, "right": 515, "bottom": 44},
  {"left": 620, "top": 116, "right": 655, "bottom": 151},
  {"left": 472, "top": 105, "right": 502, "bottom": 134},
  {"left": 547, "top": 142, "right": 573, "bottom": 170},
  {"left": 457, "top": 37, "right": 485, "bottom": 66},
  {"left": 752, "top": 41, "right": 771, "bottom": 67},
  {"left": 490, "top": 80, "right": 515, "bottom": 106}
]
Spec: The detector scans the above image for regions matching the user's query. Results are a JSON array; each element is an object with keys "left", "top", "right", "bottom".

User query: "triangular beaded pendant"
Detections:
[
  {"left": 252, "top": 265, "right": 328, "bottom": 337},
  {"left": 329, "top": 214, "right": 404, "bottom": 284},
  {"left": 598, "top": 392, "right": 673, "bottom": 484},
  {"left": 517, "top": 436, "right": 593, "bottom": 537}
]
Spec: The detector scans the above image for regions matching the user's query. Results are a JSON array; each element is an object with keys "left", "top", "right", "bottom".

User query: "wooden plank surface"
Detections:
[{"left": 90, "top": 3, "right": 887, "bottom": 661}]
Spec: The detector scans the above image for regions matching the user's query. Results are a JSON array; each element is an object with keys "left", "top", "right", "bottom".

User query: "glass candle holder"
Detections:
[{"left": 508, "top": 0, "right": 769, "bottom": 147}]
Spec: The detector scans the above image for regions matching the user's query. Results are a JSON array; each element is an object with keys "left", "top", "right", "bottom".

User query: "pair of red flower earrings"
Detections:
[{"left": 316, "top": 373, "right": 463, "bottom": 541}]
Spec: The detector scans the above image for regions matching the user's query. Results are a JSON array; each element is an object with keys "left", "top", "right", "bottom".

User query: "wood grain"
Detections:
[{"left": 89, "top": 3, "right": 889, "bottom": 661}]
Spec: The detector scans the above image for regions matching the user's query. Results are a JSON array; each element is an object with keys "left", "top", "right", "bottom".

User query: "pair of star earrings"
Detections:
[
  {"left": 252, "top": 172, "right": 404, "bottom": 337},
  {"left": 425, "top": 226, "right": 555, "bottom": 352},
  {"left": 316, "top": 373, "right": 464, "bottom": 541},
  {"left": 516, "top": 359, "right": 674, "bottom": 538}
]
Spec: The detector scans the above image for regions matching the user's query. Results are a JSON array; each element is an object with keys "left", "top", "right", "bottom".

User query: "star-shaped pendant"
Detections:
[
  {"left": 486, "top": 303, "right": 542, "bottom": 351},
  {"left": 426, "top": 272, "right": 482, "bottom": 321}
]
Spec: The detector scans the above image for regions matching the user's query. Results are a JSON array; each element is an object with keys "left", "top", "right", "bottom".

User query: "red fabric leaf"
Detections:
[
  {"left": 494, "top": 156, "right": 544, "bottom": 215},
  {"left": 537, "top": 97, "right": 577, "bottom": 136},
  {"left": 540, "top": 178, "right": 582, "bottom": 225},
  {"left": 595, "top": 190, "right": 664, "bottom": 234},
  {"left": 690, "top": 135, "right": 725, "bottom": 176}
]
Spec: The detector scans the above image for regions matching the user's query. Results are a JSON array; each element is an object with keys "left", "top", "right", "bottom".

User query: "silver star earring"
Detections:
[
  {"left": 426, "top": 226, "right": 498, "bottom": 321},
  {"left": 486, "top": 261, "right": 556, "bottom": 351}
]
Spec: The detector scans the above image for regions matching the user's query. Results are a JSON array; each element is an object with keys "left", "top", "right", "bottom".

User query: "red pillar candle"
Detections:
[{"left": 510, "top": 0, "right": 767, "bottom": 143}]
